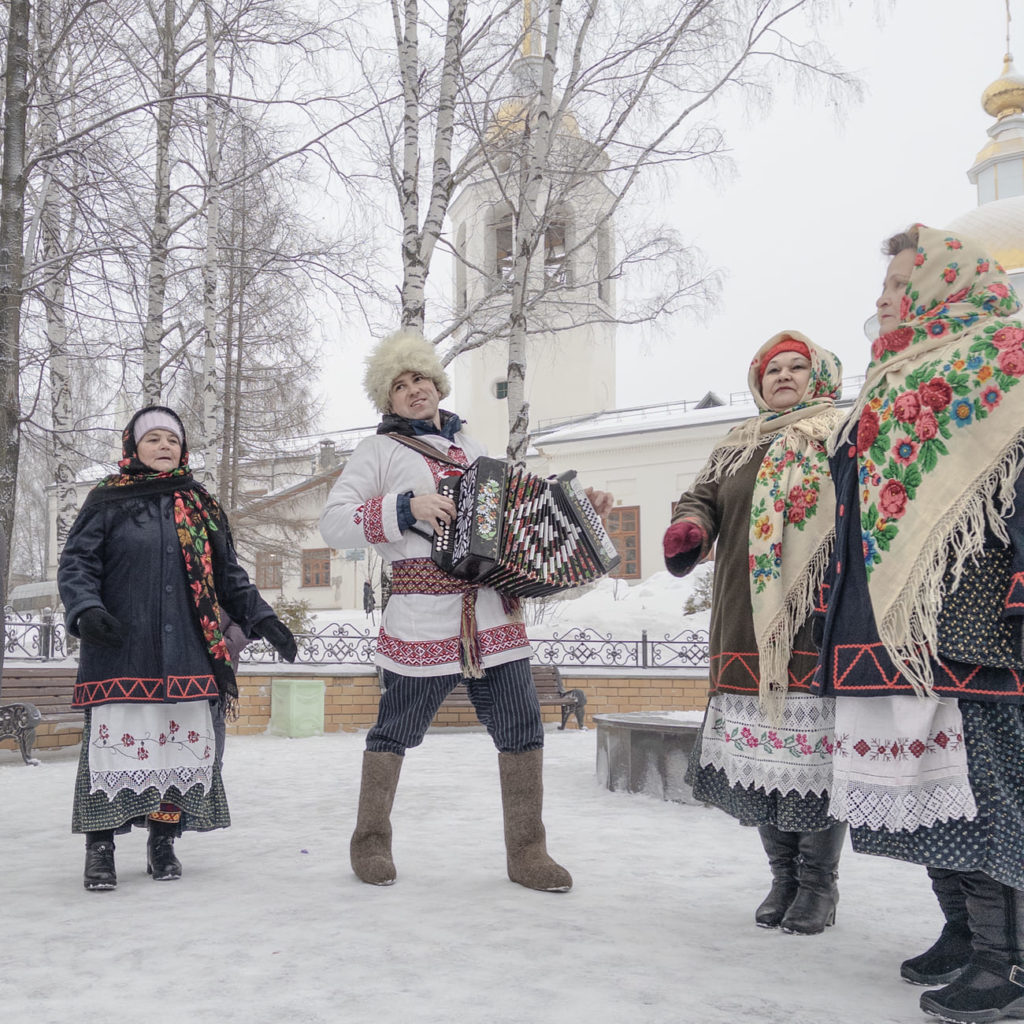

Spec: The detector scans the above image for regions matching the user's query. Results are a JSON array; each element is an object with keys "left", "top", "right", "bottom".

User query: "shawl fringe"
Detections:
[{"left": 756, "top": 528, "right": 834, "bottom": 723}]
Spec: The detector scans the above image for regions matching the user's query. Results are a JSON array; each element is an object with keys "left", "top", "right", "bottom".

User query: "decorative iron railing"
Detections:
[
  {"left": 3, "top": 614, "right": 710, "bottom": 671},
  {"left": 2, "top": 609, "right": 71, "bottom": 661}
]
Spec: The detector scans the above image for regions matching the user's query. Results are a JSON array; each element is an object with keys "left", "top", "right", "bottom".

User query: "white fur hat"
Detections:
[{"left": 363, "top": 329, "right": 451, "bottom": 414}]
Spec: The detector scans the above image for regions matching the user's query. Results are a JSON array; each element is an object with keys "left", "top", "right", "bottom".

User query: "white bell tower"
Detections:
[{"left": 446, "top": 38, "right": 617, "bottom": 455}]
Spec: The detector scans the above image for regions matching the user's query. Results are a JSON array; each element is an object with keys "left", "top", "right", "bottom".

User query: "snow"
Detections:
[
  {"left": 312, "top": 569, "right": 715, "bottom": 643},
  {"left": 2, "top": 727, "right": 941, "bottom": 1024}
]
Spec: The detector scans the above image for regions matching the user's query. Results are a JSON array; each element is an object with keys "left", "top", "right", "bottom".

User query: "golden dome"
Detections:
[
  {"left": 982, "top": 54, "right": 1024, "bottom": 119},
  {"left": 484, "top": 99, "right": 582, "bottom": 144}
]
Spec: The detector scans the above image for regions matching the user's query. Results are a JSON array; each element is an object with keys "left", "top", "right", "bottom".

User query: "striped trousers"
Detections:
[{"left": 366, "top": 657, "right": 544, "bottom": 755}]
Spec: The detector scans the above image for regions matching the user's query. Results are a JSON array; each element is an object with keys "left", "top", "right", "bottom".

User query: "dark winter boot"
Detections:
[
  {"left": 755, "top": 825, "right": 801, "bottom": 928},
  {"left": 350, "top": 751, "right": 403, "bottom": 886},
  {"left": 146, "top": 820, "right": 182, "bottom": 881},
  {"left": 780, "top": 822, "right": 847, "bottom": 935},
  {"left": 920, "top": 873, "right": 1024, "bottom": 1024},
  {"left": 498, "top": 749, "right": 572, "bottom": 892},
  {"left": 83, "top": 831, "right": 117, "bottom": 891},
  {"left": 901, "top": 866, "right": 972, "bottom": 985}
]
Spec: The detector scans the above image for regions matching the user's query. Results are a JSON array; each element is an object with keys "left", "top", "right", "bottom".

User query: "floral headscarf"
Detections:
[
  {"left": 698, "top": 331, "right": 844, "bottom": 717},
  {"left": 82, "top": 406, "right": 237, "bottom": 705},
  {"left": 837, "top": 225, "right": 1024, "bottom": 695}
]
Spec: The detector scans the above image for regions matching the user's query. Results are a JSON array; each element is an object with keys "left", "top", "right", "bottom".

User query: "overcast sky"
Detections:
[{"left": 318, "top": 0, "right": 1016, "bottom": 431}]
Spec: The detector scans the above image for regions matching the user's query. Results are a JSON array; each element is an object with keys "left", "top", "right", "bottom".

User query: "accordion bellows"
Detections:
[{"left": 431, "top": 457, "right": 620, "bottom": 597}]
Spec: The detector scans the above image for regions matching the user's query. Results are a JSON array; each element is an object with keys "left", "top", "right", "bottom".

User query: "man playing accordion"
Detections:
[{"left": 321, "top": 329, "right": 611, "bottom": 893}]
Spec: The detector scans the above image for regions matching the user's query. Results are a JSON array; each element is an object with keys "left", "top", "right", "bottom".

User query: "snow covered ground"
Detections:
[{"left": 2, "top": 726, "right": 941, "bottom": 1024}]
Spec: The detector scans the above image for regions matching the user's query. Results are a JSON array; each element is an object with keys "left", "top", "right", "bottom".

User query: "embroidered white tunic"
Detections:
[{"left": 320, "top": 431, "right": 532, "bottom": 676}]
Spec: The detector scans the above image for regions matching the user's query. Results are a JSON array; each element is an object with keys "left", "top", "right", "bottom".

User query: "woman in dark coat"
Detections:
[
  {"left": 58, "top": 406, "right": 297, "bottom": 891},
  {"left": 664, "top": 332, "right": 847, "bottom": 935},
  {"left": 814, "top": 225, "right": 1024, "bottom": 1023}
]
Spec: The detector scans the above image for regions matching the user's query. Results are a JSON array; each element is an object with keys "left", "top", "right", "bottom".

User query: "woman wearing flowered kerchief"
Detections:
[
  {"left": 814, "top": 225, "right": 1024, "bottom": 1024},
  {"left": 663, "top": 331, "right": 847, "bottom": 935},
  {"left": 58, "top": 406, "right": 297, "bottom": 892}
]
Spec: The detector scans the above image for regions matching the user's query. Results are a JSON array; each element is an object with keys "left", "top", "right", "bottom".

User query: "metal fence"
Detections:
[
  {"left": 2, "top": 609, "right": 70, "bottom": 661},
  {"left": 3, "top": 612, "right": 710, "bottom": 671}
]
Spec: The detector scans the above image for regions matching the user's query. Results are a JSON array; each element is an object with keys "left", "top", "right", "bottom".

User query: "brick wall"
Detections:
[{"left": 0, "top": 667, "right": 710, "bottom": 756}]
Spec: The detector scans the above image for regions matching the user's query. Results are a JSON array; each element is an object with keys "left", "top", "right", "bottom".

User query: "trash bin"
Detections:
[{"left": 269, "top": 678, "right": 325, "bottom": 738}]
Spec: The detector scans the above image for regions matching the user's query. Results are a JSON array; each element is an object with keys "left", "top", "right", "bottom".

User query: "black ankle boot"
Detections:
[
  {"left": 902, "top": 867, "right": 972, "bottom": 985},
  {"left": 84, "top": 831, "right": 117, "bottom": 891},
  {"left": 755, "top": 825, "right": 800, "bottom": 928},
  {"left": 780, "top": 823, "right": 847, "bottom": 935},
  {"left": 921, "top": 873, "right": 1024, "bottom": 1022},
  {"left": 902, "top": 920, "right": 974, "bottom": 986},
  {"left": 147, "top": 821, "right": 182, "bottom": 881},
  {"left": 920, "top": 958, "right": 1024, "bottom": 1023}
]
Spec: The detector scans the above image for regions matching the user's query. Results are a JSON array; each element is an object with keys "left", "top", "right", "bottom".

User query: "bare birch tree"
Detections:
[{"left": 0, "top": 0, "right": 31, "bottom": 670}]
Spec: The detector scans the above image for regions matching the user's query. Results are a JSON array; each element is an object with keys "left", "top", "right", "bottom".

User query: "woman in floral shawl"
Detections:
[
  {"left": 663, "top": 331, "right": 846, "bottom": 935},
  {"left": 58, "top": 406, "right": 296, "bottom": 892},
  {"left": 813, "top": 225, "right": 1024, "bottom": 1024}
]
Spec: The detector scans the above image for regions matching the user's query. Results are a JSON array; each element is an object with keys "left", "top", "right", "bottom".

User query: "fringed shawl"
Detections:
[
  {"left": 834, "top": 225, "right": 1024, "bottom": 696},
  {"left": 700, "top": 331, "right": 843, "bottom": 719}
]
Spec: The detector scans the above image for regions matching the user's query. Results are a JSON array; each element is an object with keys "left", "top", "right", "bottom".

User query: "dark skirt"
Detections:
[
  {"left": 71, "top": 708, "right": 231, "bottom": 835},
  {"left": 850, "top": 700, "right": 1024, "bottom": 889},
  {"left": 685, "top": 717, "right": 834, "bottom": 831}
]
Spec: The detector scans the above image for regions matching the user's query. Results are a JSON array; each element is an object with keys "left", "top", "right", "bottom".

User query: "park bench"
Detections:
[
  {"left": 0, "top": 667, "right": 81, "bottom": 763},
  {"left": 439, "top": 664, "right": 588, "bottom": 730}
]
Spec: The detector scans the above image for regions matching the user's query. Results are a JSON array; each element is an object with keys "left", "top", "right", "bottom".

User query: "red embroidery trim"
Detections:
[
  {"left": 363, "top": 496, "right": 387, "bottom": 544},
  {"left": 710, "top": 649, "right": 819, "bottom": 692},
  {"left": 377, "top": 623, "right": 529, "bottom": 668}
]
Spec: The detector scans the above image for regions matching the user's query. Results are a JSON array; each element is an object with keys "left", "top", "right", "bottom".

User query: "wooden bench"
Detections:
[
  {"left": 439, "top": 664, "right": 587, "bottom": 730},
  {"left": 0, "top": 666, "right": 82, "bottom": 757}
]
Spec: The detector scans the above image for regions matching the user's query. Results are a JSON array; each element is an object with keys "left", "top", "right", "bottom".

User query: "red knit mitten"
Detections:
[{"left": 663, "top": 521, "right": 703, "bottom": 559}]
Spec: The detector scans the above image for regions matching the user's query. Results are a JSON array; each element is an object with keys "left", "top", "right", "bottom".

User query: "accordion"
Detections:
[{"left": 431, "top": 456, "right": 620, "bottom": 596}]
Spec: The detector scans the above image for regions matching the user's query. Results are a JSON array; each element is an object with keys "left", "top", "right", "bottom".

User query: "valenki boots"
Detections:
[
  {"left": 780, "top": 823, "right": 847, "bottom": 935},
  {"left": 350, "top": 751, "right": 403, "bottom": 886},
  {"left": 755, "top": 825, "right": 801, "bottom": 928},
  {"left": 920, "top": 872, "right": 1024, "bottom": 1024},
  {"left": 901, "top": 867, "right": 972, "bottom": 986},
  {"left": 83, "top": 831, "right": 117, "bottom": 891},
  {"left": 498, "top": 749, "right": 572, "bottom": 892}
]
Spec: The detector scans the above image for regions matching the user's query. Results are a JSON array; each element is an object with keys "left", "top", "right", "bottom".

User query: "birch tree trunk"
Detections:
[
  {"left": 505, "top": 0, "right": 561, "bottom": 463},
  {"left": 199, "top": 0, "right": 221, "bottom": 484},
  {"left": 142, "top": 0, "right": 179, "bottom": 405},
  {"left": 0, "top": 0, "right": 31, "bottom": 676},
  {"left": 36, "top": 0, "right": 79, "bottom": 552},
  {"left": 392, "top": 0, "right": 467, "bottom": 331}
]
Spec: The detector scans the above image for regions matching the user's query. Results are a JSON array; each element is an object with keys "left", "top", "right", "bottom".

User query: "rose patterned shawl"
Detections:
[
  {"left": 698, "top": 331, "right": 843, "bottom": 719},
  {"left": 835, "top": 224, "right": 1024, "bottom": 696}
]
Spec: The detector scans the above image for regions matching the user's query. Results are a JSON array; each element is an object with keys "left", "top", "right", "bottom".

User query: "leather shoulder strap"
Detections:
[{"left": 388, "top": 433, "right": 466, "bottom": 468}]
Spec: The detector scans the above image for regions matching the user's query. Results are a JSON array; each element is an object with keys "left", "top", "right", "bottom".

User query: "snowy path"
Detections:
[{"left": 2, "top": 729, "right": 936, "bottom": 1023}]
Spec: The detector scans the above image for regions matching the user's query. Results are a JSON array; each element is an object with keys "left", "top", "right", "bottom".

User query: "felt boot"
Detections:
[
  {"left": 755, "top": 825, "right": 800, "bottom": 928},
  {"left": 83, "top": 831, "right": 117, "bottom": 891},
  {"left": 350, "top": 751, "right": 403, "bottom": 885},
  {"left": 920, "top": 873, "right": 1024, "bottom": 1024},
  {"left": 780, "top": 823, "right": 847, "bottom": 935},
  {"left": 902, "top": 867, "right": 972, "bottom": 986},
  {"left": 498, "top": 749, "right": 572, "bottom": 892},
  {"left": 147, "top": 820, "right": 182, "bottom": 881}
]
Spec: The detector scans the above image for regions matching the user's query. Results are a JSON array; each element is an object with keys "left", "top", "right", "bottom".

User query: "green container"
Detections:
[{"left": 269, "top": 678, "right": 325, "bottom": 738}]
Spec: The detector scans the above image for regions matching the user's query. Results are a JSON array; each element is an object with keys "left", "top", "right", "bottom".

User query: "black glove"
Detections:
[
  {"left": 77, "top": 607, "right": 124, "bottom": 648},
  {"left": 253, "top": 616, "right": 297, "bottom": 663}
]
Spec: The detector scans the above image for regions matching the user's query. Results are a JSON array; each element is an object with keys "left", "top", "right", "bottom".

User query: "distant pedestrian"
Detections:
[{"left": 362, "top": 579, "right": 376, "bottom": 621}]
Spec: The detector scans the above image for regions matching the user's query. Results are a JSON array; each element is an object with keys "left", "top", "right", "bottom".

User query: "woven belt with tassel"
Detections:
[{"left": 390, "top": 559, "right": 484, "bottom": 678}]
